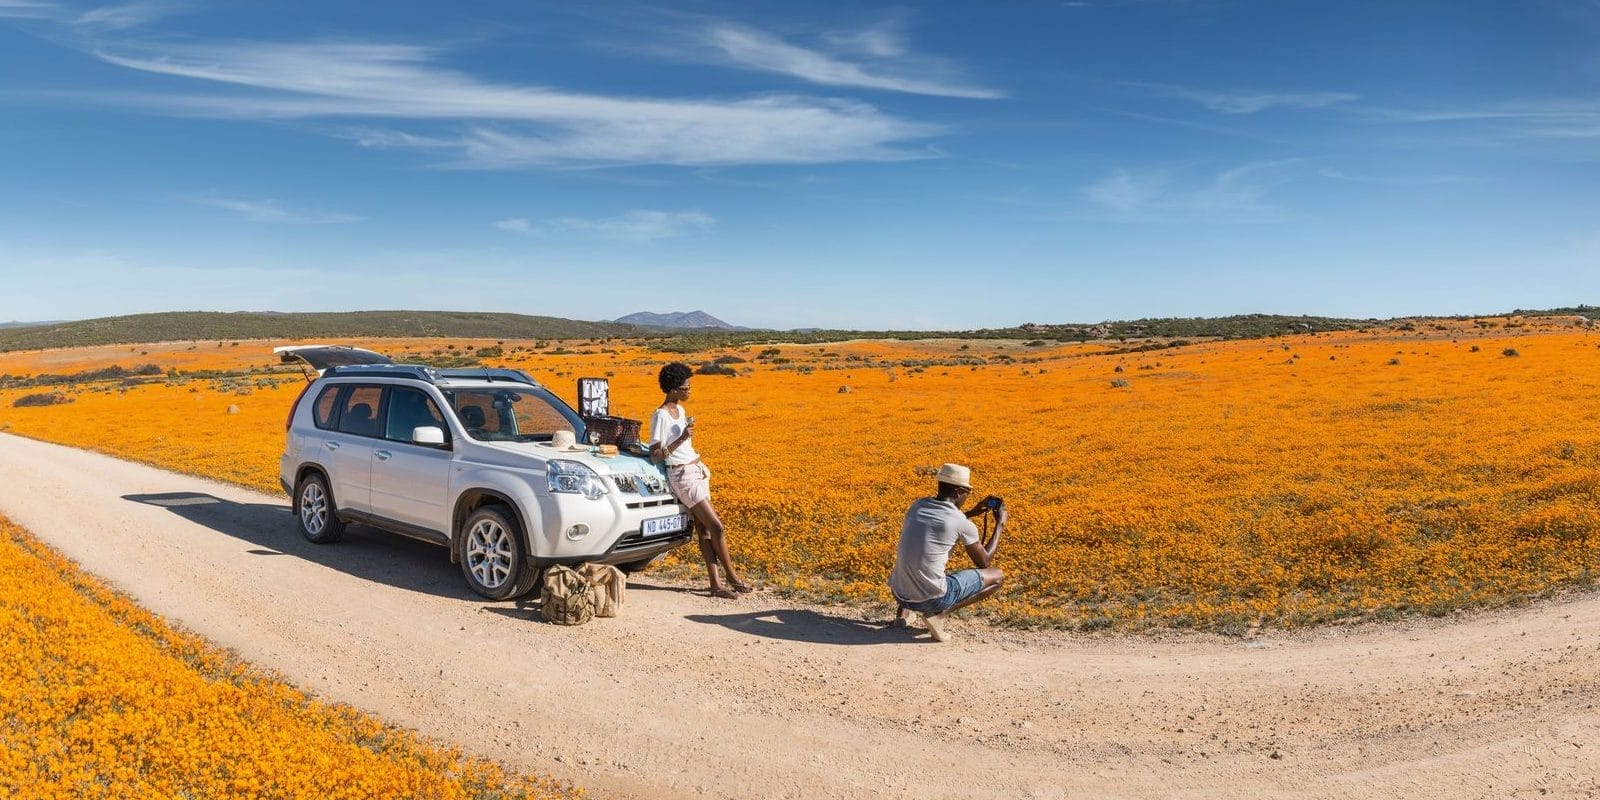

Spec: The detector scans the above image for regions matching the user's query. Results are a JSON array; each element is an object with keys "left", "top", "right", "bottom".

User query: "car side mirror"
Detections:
[{"left": 411, "top": 426, "right": 447, "bottom": 447}]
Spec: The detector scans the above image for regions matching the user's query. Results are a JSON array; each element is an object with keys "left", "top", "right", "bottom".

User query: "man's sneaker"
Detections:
[{"left": 922, "top": 612, "right": 950, "bottom": 642}]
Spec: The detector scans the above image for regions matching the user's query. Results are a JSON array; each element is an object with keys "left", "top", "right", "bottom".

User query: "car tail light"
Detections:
[{"left": 286, "top": 382, "right": 313, "bottom": 431}]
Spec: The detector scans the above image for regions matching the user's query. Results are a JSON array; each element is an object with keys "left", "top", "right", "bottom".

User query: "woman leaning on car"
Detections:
[{"left": 649, "top": 362, "right": 753, "bottom": 599}]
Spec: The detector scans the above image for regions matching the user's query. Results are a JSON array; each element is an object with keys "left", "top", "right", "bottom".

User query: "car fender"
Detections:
[
  {"left": 290, "top": 461, "right": 337, "bottom": 506},
  {"left": 447, "top": 468, "right": 543, "bottom": 564}
]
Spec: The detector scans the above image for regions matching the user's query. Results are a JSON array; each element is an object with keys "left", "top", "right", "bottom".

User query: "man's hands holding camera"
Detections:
[{"left": 978, "top": 495, "right": 1006, "bottom": 515}]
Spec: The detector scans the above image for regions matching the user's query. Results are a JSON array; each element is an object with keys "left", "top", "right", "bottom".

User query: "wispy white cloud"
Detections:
[
  {"left": 1083, "top": 169, "right": 1168, "bottom": 213},
  {"left": 0, "top": 0, "right": 56, "bottom": 19},
  {"left": 494, "top": 217, "right": 531, "bottom": 234},
  {"left": 1363, "top": 101, "right": 1600, "bottom": 142},
  {"left": 1082, "top": 159, "right": 1301, "bottom": 221},
  {"left": 1364, "top": 102, "right": 1599, "bottom": 124},
  {"left": 551, "top": 210, "right": 715, "bottom": 241},
  {"left": 1319, "top": 168, "right": 1474, "bottom": 186},
  {"left": 80, "top": 40, "right": 942, "bottom": 166},
  {"left": 821, "top": 19, "right": 906, "bottom": 59},
  {"left": 187, "top": 195, "right": 362, "bottom": 224},
  {"left": 76, "top": 2, "right": 180, "bottom": 30},
  {"left": 1129, "top": 81, "right": 1357, "bottom": 114},
  {"left": 704, "top": 21, "right": 1002, "bottom": 99}
]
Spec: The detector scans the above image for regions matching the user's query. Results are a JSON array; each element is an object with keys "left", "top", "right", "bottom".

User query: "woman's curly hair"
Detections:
[{"left": 658, "top": 362, "right": 693, "bottom": 394}]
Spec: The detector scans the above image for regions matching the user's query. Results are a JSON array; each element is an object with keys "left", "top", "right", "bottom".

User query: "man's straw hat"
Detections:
[
  {"left": 935, "top": 463, "right": 971, "bottom": 489},
  {"left": 543, "top": 429, "right": 590, "bottom": 452}
]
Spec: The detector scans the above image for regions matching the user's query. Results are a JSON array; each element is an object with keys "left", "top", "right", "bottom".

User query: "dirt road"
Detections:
[{"left": 1, "top": 432, "right": 1596, "bottom": 799}]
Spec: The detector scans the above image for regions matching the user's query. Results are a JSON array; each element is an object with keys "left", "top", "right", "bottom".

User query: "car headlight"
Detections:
[{"left": 547, "top": 459, "right": 607, "bottom": 501}]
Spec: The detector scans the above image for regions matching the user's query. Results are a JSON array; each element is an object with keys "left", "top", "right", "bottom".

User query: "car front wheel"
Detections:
[
  {"left": 460, "top": 505, "right": 539, "bottom": 600},
  {"left": 295, "top": 473, "right": 344, "bottom": 544}
]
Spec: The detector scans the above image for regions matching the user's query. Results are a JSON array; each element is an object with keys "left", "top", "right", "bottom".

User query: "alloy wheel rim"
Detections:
[
  {"left": 300, "top": 483, "right": 325, "bottom": 534},
  {"left": 466, "top": 519, "right": 513, "bottom": 589}
]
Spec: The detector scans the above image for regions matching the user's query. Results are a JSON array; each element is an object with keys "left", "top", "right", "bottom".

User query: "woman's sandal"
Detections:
[
  {"left": 709, "top": 586, "right": 740, "bottom": 600},
  {"left": 729, "top": 580, "right": 755, "bottom": 594}
]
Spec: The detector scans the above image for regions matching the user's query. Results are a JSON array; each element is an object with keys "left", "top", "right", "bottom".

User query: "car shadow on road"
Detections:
[
  {"left": 685, "top": 608, "right": 926, "bottom": 646},
  {"left": 122, "top": 491, "right": 477, "bottom": 601}
]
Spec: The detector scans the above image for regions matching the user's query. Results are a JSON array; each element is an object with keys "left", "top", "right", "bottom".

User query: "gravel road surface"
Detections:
[{"left": 1, "top": 432, "right": 1596, "bottom": 799}]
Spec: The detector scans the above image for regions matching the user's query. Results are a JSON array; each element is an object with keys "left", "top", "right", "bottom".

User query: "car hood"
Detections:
[{"left": 475, "top": 440, "right": 666, "bottom": 477}]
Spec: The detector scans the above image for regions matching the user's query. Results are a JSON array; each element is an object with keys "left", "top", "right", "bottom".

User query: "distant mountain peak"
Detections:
[{"left": 613, "top": 310, "right": 734, "bottom": 329}]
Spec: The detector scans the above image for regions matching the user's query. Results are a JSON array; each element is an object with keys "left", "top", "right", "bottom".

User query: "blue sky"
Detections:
[{"left": 1, "top": 1, "right": 1596, "bottom": 330}]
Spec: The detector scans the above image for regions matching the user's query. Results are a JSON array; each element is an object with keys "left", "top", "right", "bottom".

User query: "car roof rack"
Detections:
[
  {"left": 320, "top": 364, "right": 543, "bottom": 387},
  {"left": 323, "top": 364, "right": 437, "bottom": 381},
  {"left": 436, "top": 367, "right": 542, "bottom": 386}
]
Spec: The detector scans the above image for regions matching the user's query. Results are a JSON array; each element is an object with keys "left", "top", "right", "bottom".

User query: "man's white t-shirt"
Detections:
[
  {"left": 888, "top": 497, "right": 980, "bottom": 603},
  {"left": 649, "top": 406, "right": 700, "bottom": 466}
]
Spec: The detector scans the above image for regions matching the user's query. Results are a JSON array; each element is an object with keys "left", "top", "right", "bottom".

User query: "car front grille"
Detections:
[{"left": 625, "top": 498, "right": 676, "bottom": 510}]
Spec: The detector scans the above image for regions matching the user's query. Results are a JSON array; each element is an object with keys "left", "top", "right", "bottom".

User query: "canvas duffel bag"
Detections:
[{"left": 540, "top": 565, "right": 595, "bottom": 625}]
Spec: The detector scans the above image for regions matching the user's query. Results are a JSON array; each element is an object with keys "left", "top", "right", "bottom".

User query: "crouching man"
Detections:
[{"left": 888, "top": 463, "right": 1006, "bottom": 643}]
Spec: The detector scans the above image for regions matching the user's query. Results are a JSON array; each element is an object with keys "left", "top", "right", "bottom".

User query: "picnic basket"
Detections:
[{"left": 583, "top": 415, "right": 642, "bottom": 447}]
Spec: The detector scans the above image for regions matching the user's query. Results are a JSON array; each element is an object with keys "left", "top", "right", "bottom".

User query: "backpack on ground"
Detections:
[
  {"left": 540, "top": 565, "right": 595, "bottom": 625},
  {"left": 582, "top": 563, "right": 626, "bottom": 618}
]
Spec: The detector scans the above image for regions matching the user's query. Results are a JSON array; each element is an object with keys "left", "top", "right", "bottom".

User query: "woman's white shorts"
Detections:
[{"left": 668, "top": 461, "right": 711, "bottom": 508}]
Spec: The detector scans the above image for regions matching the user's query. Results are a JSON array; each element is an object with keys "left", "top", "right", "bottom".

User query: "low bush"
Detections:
[{"left": 12, "top": 392, "right": 72, "bottom": 407}]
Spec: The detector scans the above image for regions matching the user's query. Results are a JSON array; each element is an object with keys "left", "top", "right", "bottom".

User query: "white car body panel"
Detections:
[{"left": 277, "top": 352, "right": 689, "bottom": 597}]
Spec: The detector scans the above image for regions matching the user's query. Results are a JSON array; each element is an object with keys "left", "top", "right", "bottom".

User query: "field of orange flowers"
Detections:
[
  {"left": 3, "top": 317, "right": 1600, "bottom": 631},
  {"left": 0, "top": 515, "right": 577, "bottom": 799}
]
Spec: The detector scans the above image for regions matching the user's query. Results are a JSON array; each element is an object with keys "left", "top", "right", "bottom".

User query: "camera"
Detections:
[{"left": 984, "top": 496, "right": 1003, "bottom": 511}]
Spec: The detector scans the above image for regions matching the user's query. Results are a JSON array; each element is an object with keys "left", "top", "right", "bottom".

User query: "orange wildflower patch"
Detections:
[
  {"left": 3, "top": 319, "right": 1599, "bottom": 630},
  {"left": 0, "top": 515, "right": 577, "bottom": 799}
]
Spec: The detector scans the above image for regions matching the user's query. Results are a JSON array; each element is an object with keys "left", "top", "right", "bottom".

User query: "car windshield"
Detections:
[{"left": 443, "top": 386, "right": 585, "bottom": 443}]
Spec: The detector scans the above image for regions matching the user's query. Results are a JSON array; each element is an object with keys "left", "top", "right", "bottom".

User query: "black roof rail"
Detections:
[
  {"left": 319, "top": 364, "right": 543, "bottom": 387},
  {"left": 436, "top": 367, "right": 542, "bottom": 386},
  {"left": 324, "top": 364, "right": 437, "bottom": 382}
]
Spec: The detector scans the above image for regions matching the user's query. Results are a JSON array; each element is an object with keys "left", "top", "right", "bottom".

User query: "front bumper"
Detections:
[{"left": 537, "top": 529, "right": 693, "bottom": 568}]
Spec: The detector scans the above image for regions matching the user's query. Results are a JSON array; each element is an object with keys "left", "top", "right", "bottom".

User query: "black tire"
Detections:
[
  {"left": 294, "top": 472, "right": 345, "bottom": 544},
  {"left": 459, "top": 505, "right": 539, "bottom": 600}
]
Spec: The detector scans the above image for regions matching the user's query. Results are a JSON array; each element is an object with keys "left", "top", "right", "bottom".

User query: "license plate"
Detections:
[{"left": 641, "top": 513, "right": 690, "bottom": 537}]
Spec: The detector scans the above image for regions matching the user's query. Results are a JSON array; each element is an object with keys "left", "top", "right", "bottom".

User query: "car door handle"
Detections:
[
  {"left": 324, "top": 441, "right": 340, "bottom": 450},
  {"left": 375, "top": 450, "right": 392, "bottom": 461}
]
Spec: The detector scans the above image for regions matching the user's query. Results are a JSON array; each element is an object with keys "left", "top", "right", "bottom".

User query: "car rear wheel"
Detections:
[
  {"left": 296, "top": 473, "right": 344, "bottom": 544},
  {"left": 460, "top": 505, "right": 539, "bottom": 600}
]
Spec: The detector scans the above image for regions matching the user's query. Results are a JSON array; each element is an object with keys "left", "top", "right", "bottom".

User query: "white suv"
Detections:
[{"left": 277, "top": 346, "right": 690, "bottom": 599}]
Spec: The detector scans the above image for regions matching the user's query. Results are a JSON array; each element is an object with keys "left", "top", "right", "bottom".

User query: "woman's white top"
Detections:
[{"left": 650, "top": 405, "right": 700, "bottom": 466}]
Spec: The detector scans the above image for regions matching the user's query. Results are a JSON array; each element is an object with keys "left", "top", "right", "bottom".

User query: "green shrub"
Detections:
[{"left": 13, "top": 392, "right": 72, "bottom": 407}]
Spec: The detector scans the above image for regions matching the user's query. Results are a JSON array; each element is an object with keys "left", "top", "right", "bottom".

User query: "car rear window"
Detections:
[
  {"left": 313, "top": 386, "right": 341, "bottom": 430},
  {"left": 336, "top": 385, "right": 384, "bottom": 438}
]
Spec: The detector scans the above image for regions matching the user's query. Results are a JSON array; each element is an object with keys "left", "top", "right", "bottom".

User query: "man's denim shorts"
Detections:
[{"left": 900, "top": 569, "right": 985, "bottom": 615}]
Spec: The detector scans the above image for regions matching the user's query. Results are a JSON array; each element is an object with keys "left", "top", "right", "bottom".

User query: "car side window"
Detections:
[
  {"left": 384, "top": 387, "right": 447, "bottom": 443},
  {"left": 312, "top": 386, "right": 342, "bottom": 430},
  {"left": 336, "top": 385, "right": 384, "bottom": 438}
]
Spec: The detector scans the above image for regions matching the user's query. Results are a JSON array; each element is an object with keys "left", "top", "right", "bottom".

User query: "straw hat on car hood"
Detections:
[{"left": 541, "top": 429, "right": 590, "bottom": 452}]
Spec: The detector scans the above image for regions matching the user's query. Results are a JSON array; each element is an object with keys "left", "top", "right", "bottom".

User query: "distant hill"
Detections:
[
  {"left": 2, "top": 307, "right": 1591, "bottom": 354},
  {"left": 0, "top": 320, "right": 65, "bottom": 330},
  {"left": 0, "top": 310, "right": 649, "bottom": 352},
  {"left": 613, "top": 310, "right": 740, "bottom": 329}
]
